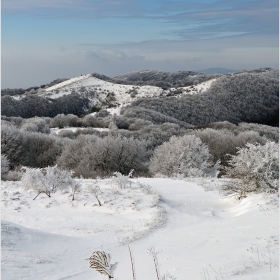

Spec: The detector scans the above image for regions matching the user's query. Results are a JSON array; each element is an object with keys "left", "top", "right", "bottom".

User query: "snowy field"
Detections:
[{"left": 1, "top": 178, "right": 278, "bottom": 280}]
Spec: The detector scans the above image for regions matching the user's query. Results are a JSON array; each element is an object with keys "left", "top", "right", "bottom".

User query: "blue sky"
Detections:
[{"left": 2, "top": 0, "right": 279, "bottom": 88}]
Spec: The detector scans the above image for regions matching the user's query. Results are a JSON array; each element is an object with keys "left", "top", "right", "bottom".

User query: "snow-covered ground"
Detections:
[
  {"left": 50, "top": 127, "right": 110, "bottom": 135},
  {"left": 2, "top": 178, "right": 278, "bottom": 279},
  {"left": 42, "top": 75, "right": 215, "bottom": 100},
  {"left": 42, "top": 76, "right": 164, "bottom": 103},
  {"left": 45, "top": 75, "right": 92, "bottom": 92}
]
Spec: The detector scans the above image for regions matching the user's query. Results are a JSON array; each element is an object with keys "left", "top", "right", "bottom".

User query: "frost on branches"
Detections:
[
  {"left": 149, "top": 135, "right": 220, "bottom": 178},
  {"left": 225, "top": 141, "right": 279, "bottom": 195},
  {"left": 21, "top": 165, "right": 77, "bottom": 200},
  {"left": 111, "top": 170, "right": 134, "bottom": 189}
]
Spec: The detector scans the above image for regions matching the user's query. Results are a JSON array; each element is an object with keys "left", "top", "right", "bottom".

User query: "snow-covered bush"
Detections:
[
  {"left": 88, "top": 185, "right": 102, "bottom": 205},
  {"left": 20, "top": 122, "right": 39, "bottom": 132},
  {"left": 2, "top": 122, "right": 68, "bottom": 169},
  {"left": 5, "top": 170, "right": 23, "bottom": 181},
  {"left": 50, "top": 114, "right": 80, "bottom": 128},
  {"left": 20, "top": 118, "right": 50, "bottom": 134},
  {"left": 236, "top": 122, "right": 279, "bottom": 142},
  {"left": 225, "top": 141, "right": 279, "bottom": 195},
  {"left": 111, "top": 170, "right": 134, "bottom": 189},
  {"left": 193, "top": 128, "right": 267, "bottom": 169},
  {"left": 21, "top": 132, "right": 69, "bottom": 168},
  {"left": 21, "top": 165, "right": 76, "bottom": 199},
  {"left": 1, "top": 155, "right": 10, "bottom": 180},
  {"left": 57, "top": 135, "right": 148, "bottom": 177},
  {"left": 1, "top": 123, "right": 26, "bottom": 168},
  {"left": 81, "top": 115, "right": 99, "bottom": 127},
  {"left": 44, "top": 165, "right": 75, "bottom": 193},
  {"left": 21, "top": 167, "right": 50, "bottom": 199},
  {"left": 149, "top": 135, "right": 220, "bottom": 177}
]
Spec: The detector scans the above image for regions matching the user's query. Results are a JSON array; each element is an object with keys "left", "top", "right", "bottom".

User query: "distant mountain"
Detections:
[
  {"left": 198, "top": 68, "right": 238, "bottom": 74},
  {"left": 1, "top": 72, "right": 218, "bottom": 118}
]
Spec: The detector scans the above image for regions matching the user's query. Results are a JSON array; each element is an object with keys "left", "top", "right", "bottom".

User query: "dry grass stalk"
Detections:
[
  {"left": 86, "top": 251, "right": 114, "bottom": 279},
  {"left": 128, "top": 244, "right": 137, "bottom": 280}
]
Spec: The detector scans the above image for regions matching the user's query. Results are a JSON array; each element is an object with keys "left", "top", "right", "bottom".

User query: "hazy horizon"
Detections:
[{"left": 2, "top": 0, "right": 279, "bottom": 88}]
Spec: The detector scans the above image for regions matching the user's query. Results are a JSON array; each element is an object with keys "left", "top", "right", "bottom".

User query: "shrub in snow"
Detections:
[
  {"left": 50, "top": 114, "right": 69, "bottom": 129},
  {"left": 113, "top": 116, "right": 130, "bottom": 130},
  {"left": 88, "top": 185, "right": 102, "bottom": 206},
  {"left": 5, "top": 170, "right": 23, "bottom": 181},
  {"left": 236, "top": 122, "right": 279, "bottom": 142},
  {"left": 1, "top": 123, "right": 26, "bottom": 168},
  {"left": 2, "top": 122, "right": 68, "bottom": 169},
  {"left": 225, "top": 141, "right": 279, "bottom": 195},
  {"left": 21, "top": 165, "right": 76, "bottom": 200},
  {"left": 50, "top": 113, "right": 81, "bottom": 129},
  {"left": 57, "top": 135, "right": 148, "bottom": 178},
  {"left": 95, "top": 109, "right": 110, "bottom": 118},
  {"left": 21, "top": 132, "right": 68, "bottom": 168},
  {"left": 193, "top": 128, "right": 236, "bottom": 167},
  {"left": 111, "top": 170, "right": 134, "bottom": 189},
  {"left": 149, "top": 135, "right": 220, "bottom": 177},
  {"left": 81, "top": 115, "right": 99, "bottom": 127},
  {"left": 21, "top": 167, "right": 51, "bottom": 199},
  {"left": 44, "top": 165, "right": 75, "bottom": 193},
  {"left": 1, "top": 155, "right": 10, "bottom": 180},
  {"left": 18, "top": 117, "right": 50, "bottom": 134},
  {"left": 193, "top": 128, "right": 267, "bottom": 170},
  {"left": 20, "top": 122, "right": 39, "bottom": 133}
]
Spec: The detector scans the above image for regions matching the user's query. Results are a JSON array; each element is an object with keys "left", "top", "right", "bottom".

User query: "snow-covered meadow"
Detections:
[{"left": 1, "top": 177, "right": 278, "bottom": 280}]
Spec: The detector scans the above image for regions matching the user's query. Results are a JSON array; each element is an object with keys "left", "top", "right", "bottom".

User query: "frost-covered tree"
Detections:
[
  {"left": 57, "top": 134, "right": 148, "bottom": 178},
  {"left": 149, "top": 135, "right": 220, "bottom": 177},
  {"left": 21, "top": 165, "right": 76, "bottom": 200},
  {"left": 193, "top": 128, "right": 267, "bottom": 169},
  {"left": 50, "top": 114, "right": 80, "bottom": 128},
  {"left": 50, "top": 114, "right": 68, "bottom": 128},
  {"left": 18, "top": 117, "right": 50, "bottom": 133},
  {"left": 82, "top": 115, "right": 99, "bottom": 127},
  {"left": 1, "top": 123, "right": 26, "bottom": 168},
  {"left": 1, "top": 155, "right": 10, "bottom": 180},
  {"left": 225, "top": 141, "right": 279, "bottom": 195},
  {"left": 20, "top": 122, "right": 39, "bottom": 132},
  {"left": 21, "top": 167, "right": 51, "bottom": 199},
  {"left": 22, "top": 131, "right": 71, "bottom": 168},
  {"left": 44, "top": 165, "right": 75, "bottom": 193},
  {"left": 111, "top": 170, "right": 134, "bottom": 189}
]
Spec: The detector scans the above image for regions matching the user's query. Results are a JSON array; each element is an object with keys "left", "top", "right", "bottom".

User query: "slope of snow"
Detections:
[
  {"left": 179, "top": 78, "right": 216, "bottom": 95},
  {"left": 2, "top": 178, "right": 278, "bottom": 280},
  {"left": 38, "top": 76, "right": 165, "bottom": 110},
  {"left": 10, "top": 73, "right": 217, "bottom": 116},
  {"left": 33, "top": 75, "right": 216, "bottom": 109},
  {"left": 45, "top": 75, "right": 91, "bottom": 91}
]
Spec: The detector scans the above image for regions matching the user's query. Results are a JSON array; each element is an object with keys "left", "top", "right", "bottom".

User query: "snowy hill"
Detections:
[
  {"left": 2, "top": 68, "right": 278, "bottom": 124},
  {"left": 1, "top": 178, "right": 279, "bottom": 279},
  {"left": 31, "top": 74, "right": 216, "bottom": 111}
]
